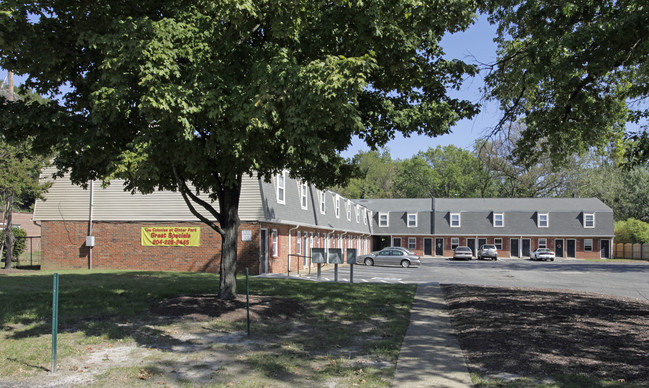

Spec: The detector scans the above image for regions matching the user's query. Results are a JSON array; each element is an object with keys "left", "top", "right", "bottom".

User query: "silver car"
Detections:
[
  {"left": 453, "top": 246, "right": 473, "bottom": 260},
  {"left": 477, "top": 244, "right": 498, "bottom": 260},
  {"left": 361, "top": 248, "right": 421, "bottom": 268}
]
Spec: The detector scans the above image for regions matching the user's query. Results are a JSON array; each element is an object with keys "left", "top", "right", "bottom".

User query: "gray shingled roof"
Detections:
[
  {"left": 355, "top": 198, "right": 433, "bottom": 212},
  {"left": 433, "top": 198, "right": 612, "bottom": 212}
]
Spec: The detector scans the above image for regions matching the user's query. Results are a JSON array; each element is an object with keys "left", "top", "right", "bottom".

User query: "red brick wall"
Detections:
[
  {"left": 436, "top": 236, "right": 610, "bottom": 259},
  {"left": 41, "top": 220, "right": 262, "bottom": 274}
]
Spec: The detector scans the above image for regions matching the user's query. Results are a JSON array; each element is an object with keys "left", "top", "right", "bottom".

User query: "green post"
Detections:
[
  {"left": 51, "top": 273, "right": 59, "bottom": 373},
  {"left": 246, "top": 268, "right": 250, "bottom": 336}
]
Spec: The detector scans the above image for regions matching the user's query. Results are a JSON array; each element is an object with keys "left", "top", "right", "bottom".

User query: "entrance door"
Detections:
[
  {"left": 478, "top": 238, "right": 487, "bottom": 249},
  {"left": 424, "top": 238, "right": 433, "bottom": 256},
  {"left": 393, "top": 237, "right": 401, "bottom": 247},
  {"left": 435, "top": 238, "right": 444, "bottom": 256},
  {"left": 600, "top": 240, "right": 610, "bottom": 259},
  {"left": 567, "top": 239, "right": 576, "bottom": 258},
  {"left": 467, "top": 238, "right": 476, "bottom": 256},
  {"left": 510, "top": 239, "right": 519, "bottom": 257},
  {"left": 260, "top": 229, "right": 269, "bottom": 274},
  {"left": 554, "top": 239, "right": 564, "bottom": 258},
  {"left": 522, "top": 239, "right": 531, "bottom": 257}
]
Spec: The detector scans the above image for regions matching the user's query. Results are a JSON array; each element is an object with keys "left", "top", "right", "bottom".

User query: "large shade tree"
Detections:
[
  {"left": 482, "top": 0, "right": 649, "bottom": 166},
  {"left": 0, "top": 1, "right": 480, "bottom": 299}
]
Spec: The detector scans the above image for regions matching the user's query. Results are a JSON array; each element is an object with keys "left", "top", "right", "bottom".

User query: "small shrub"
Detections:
[{"left": 2, "top": 227, "right": 27, "bottom": 261}]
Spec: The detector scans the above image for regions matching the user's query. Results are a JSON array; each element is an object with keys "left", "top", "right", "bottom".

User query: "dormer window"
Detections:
[
  {"left": 276, "top": 171, "right": 286, "bottom": 204},
  {"left": 407, "top": 213, "right": 417, "bottom": 227},
  {"left": 335, "top": 195, "right": 341, "bottom": 218},
  {"left": 379, "top": 212, "right": 389, "bottom": 227},
  {"left": 494, "top": 213, "right": 504, "bottom": 227},
  {"left": 346, "top": 200, "right": 352, "bottom": 221},
  {"left": 538, "top": 213, "right": 549, "bottom": 228},
  {"left": 450, "top": 213, "right": 461, "bottom": 227},
  {"left": 584, "top": 213, "right": 595, "bottom": 228},
  {"left": 300, "top": 182, "right": 308, "bottom": 210},
  {"left": 355, "top": 205, "right": 360, "bottom": 223},
  {"left": 319, "top": 191, "right": 326, "bottom": 214}
]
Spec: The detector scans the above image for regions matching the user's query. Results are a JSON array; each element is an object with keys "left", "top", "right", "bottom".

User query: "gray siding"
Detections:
[{"left": 34, "top": 168, "right": 265, "bottom": 222}]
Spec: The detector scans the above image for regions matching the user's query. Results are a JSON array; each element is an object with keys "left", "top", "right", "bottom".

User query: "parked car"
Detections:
[
  {"left": 531, "top": 248, "right": 555, "bottom": 261},
  {"left": 360, "top": 247, "right": 421, "bottom": 268},
  {"left": 453, "top": 246, "right": 473, "bottom": 260},
  {"left": 477, "top": 244, "right": 498, "bottom": 260}
]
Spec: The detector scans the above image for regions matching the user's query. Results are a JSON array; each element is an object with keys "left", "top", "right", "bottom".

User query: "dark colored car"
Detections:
[
  {"left": 477, "top": 244, "right": 498, "bottom": 260},
  {"left": 453, "top": 246, "right": 473, "bottom": 260},
  {"left": 359, "top": 247, "right": 421, "bottom": 268}
]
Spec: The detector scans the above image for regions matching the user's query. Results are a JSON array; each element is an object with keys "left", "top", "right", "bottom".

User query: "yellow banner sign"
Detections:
[{"left": 141, "top": 226, "right": 200, "bottom": 247}]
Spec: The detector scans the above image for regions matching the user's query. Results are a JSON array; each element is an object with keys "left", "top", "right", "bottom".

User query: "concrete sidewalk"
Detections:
[{"left": 392, "top": 283, "right": 473, "bottom": 387}]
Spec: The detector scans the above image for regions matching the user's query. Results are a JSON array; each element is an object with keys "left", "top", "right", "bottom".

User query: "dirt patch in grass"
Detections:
[
  {"left": 150, "top": 294, "right": 305, "bottom": 322},
  {"left": 442, "top": 284, "right": 649, "bottom": 385}
]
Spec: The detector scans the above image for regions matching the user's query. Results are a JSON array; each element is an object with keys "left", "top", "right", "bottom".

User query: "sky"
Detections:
[
  {"left": 341, "top": 14, "right": 501, "bottom": 160},
  {"left": 2, "top": 14, "right": 500, "bottom": 161}
]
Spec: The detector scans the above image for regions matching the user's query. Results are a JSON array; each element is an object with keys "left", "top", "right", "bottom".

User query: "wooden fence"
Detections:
[{"left": 614, "top": 243, "right": 649, "bottom": 260}]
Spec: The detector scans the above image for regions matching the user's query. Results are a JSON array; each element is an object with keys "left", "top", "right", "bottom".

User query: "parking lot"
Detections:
[{"left": 291, "top": 258, "right": 649, "bottom": 301}]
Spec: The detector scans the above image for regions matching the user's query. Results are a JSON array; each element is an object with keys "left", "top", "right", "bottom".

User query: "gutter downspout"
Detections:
[
  {"left": 288, "top": 225, "right": 299, "bottom": 275},
  {"left": 87, "top": 180, "right": 94, "bottom": 269}
]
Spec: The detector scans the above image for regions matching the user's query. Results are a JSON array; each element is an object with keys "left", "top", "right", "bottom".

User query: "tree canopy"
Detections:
[
  {"left": 482, "top": 0, "right": 649, "bottom": 166},
  {"left": 0, "top": 1, "right": 481, "bottom": 297}
]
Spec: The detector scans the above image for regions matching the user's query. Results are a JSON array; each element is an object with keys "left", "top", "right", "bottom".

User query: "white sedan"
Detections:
[{"left": 531, "top": 248, "right": 555, "bottom": 261}]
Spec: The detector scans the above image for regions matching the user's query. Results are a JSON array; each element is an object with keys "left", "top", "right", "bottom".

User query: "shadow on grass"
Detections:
[{"left": 0, "top": 272, "right": 415, "bottom": 362}]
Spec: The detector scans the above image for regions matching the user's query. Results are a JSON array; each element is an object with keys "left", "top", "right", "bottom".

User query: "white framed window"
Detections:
[
  {"left": 584, "top": 213, "right": 595, "bottom": 228},
  {"left": 379, "top": 212, "right": 389, "bottom": 227},
  {"left": 450, "top": 213, "right": 461, "bottom": 227},
  {"left": 451, "top": 238, "right": 459, "bottom": 250},
  {"left": 364, "top": 209, "right": 368, "bottom": 225},
  {"left": 495, "top": 238, "right": 503, "bottom": 250},
  {"left": 346, "top": 200, "right": 352, "bottom": 221},
  {"left": 393, "top": 237, "right": 402, "bottom": 247},
  {"left": 276, "top": 171, "right": 286, "bottom": 204},
  {"left": 297, "top": 231, "right": 302, "bottom": 254},
  {"left": 271, "top": 229, "right": 278, "bottom": 257},
  {"left": 584, "top": 239, "right": 593, "bottom": 251},
  {"left": 335, "top": 195, "right": 341, "bottom": 218},
  {"left": 407, "top": 213, "right": 417, "bottom": 227},
  {"left": 408, "top": 237, "right": 417, "bottom": 250},
  {"left": 538, "top": 238, "right": 547, "bottom": 249},
  {"left": 355, "top": 205, "right": 360, "bottom": 223},
  {"left": 538, "top": 213, "right": 549, "bottom": 228},
  {"left": 319, "top": 191, "right": 326, "bottom": 214},
  {"left": 300, "top": 182, "right": 308, "bottom": 210},
  {"left": 494, "top": 213, "right": 504, "bottom": 227}
]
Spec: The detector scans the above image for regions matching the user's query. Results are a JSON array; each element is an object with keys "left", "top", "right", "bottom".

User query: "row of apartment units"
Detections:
[{"left": 34, "top": 168, "right": 614, "bottom": 274}]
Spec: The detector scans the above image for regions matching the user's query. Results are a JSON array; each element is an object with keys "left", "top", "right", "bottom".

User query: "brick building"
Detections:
[{"left": 34, "top": 168, "right": 614, "bottom": 274}]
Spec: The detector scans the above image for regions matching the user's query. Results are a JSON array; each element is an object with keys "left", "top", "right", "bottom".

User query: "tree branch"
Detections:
[{"left": 172, "top": 164, "right": 224, "bottom": 235}]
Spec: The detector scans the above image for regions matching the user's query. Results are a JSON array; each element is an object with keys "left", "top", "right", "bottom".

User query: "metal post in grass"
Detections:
[
  {"left": 51, "top": 273, "right": 59, "bottom": 373},
  {"left": 246, "top": 268, "right": 250, "bottom": 336}
]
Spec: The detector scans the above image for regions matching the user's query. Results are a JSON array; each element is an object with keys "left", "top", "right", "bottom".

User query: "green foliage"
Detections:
[
  {"left": 9, "top": 227, "right": 26, "bottom": 259},
  {"left": 394, "top": 145, "right": 495, "bottom": 198},
  {"left": 482, "top": 0, "right": 649, "bottom": 167},
  {"left": 614, "top": 219, "right": 649, "bottom": 244},
  {"left": 335, "top": 149, "right": 396, "bottom": 199}
]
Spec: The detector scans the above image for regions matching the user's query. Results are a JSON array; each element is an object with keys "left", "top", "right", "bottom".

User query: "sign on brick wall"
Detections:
[{"left": 141, "top": 227, "right": 201, "bottom": 247}]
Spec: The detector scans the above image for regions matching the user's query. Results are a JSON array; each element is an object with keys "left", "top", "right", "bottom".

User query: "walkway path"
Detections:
[{"left": 391, "top": 283, "right": 473, "bottom": 387}]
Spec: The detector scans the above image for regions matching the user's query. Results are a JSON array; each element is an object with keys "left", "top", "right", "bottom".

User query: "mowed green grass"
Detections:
[{"left": 0, "top": 270, "right": 415, "bottom": 385}]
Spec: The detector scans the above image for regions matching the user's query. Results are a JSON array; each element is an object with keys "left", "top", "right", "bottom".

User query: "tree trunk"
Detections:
[
  {"left": 3, "top": 194, "right": 13, "bottom": 270},
  {"left": 217, "top": 182, "right": 241, "bottom": 300}
]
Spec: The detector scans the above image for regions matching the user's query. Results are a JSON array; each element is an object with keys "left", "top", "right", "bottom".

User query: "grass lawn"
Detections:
[{"left": 0, "top": 270, "right": 415, "bottom": 387}]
